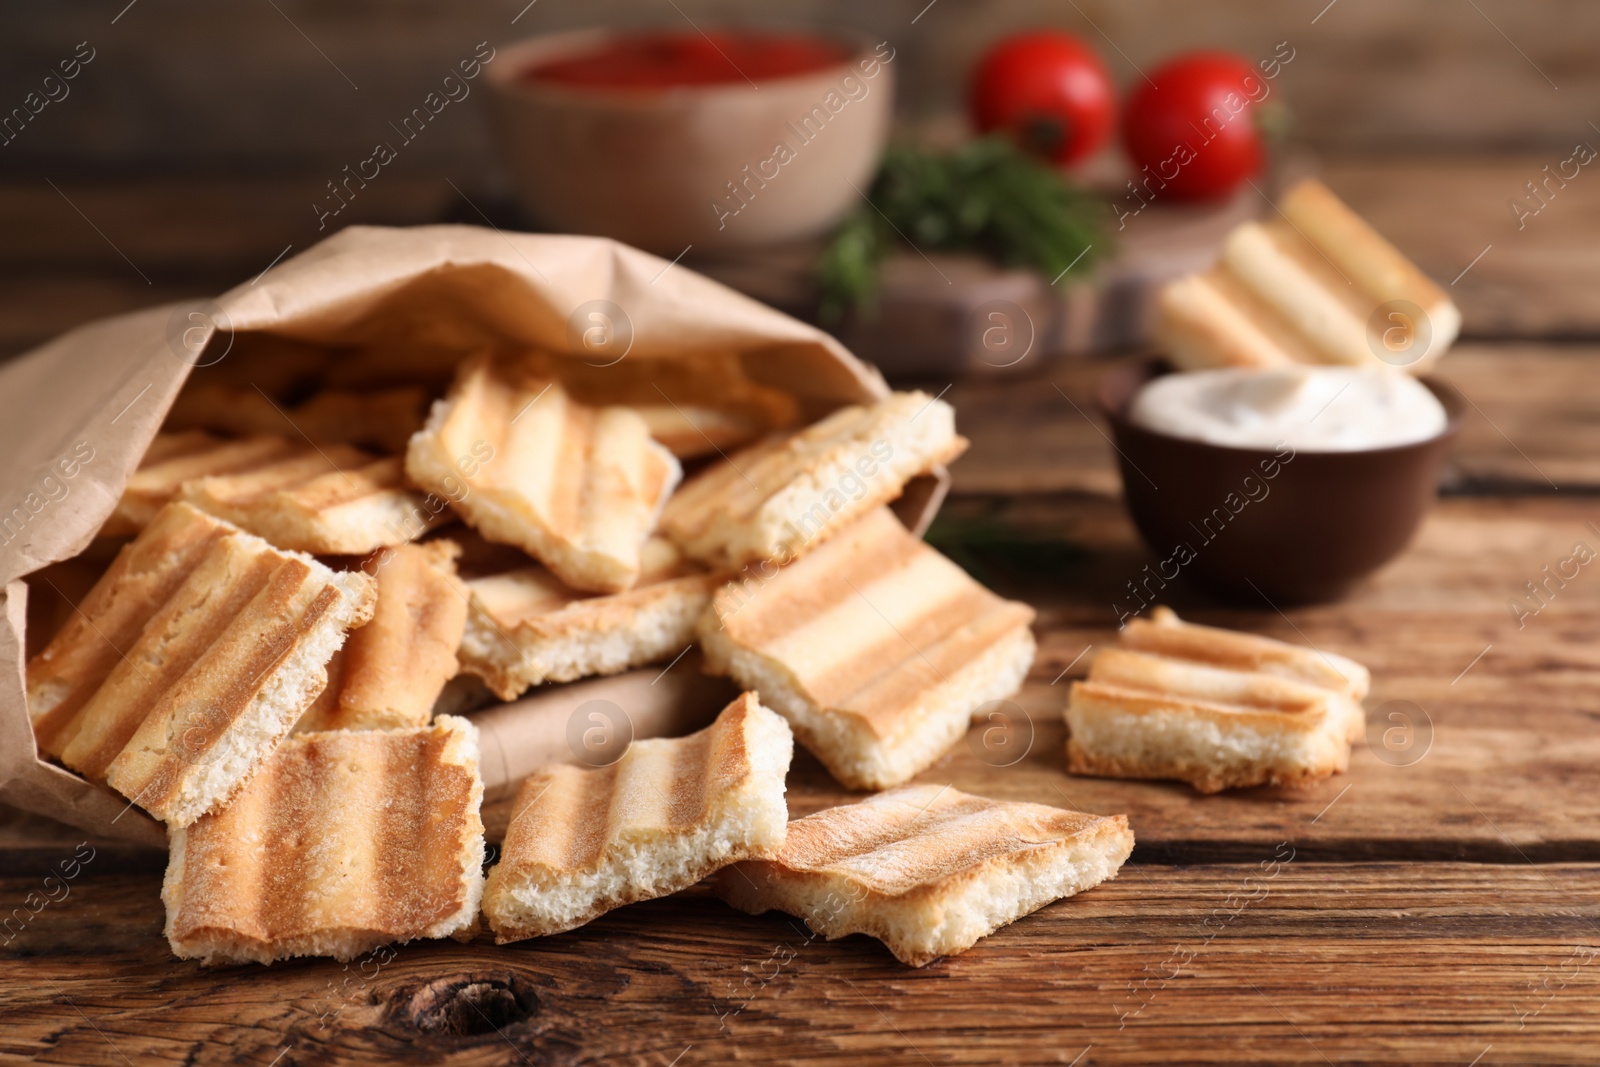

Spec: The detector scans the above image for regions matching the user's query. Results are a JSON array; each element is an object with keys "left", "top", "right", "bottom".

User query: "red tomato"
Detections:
[
  {"left": 1122, "top": 51, "right": 1266, "bottom": 200},
  {"left": 969, "top": 31, "right": 1115, "bottom": 166}
]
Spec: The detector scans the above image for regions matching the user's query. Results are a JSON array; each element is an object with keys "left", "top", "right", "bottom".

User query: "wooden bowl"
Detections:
[
  {"left": 1097, "top": 358, "right": 1463, "bottom": 605},
  {"left": 483, "top": 29, "right": 894, "bottom": 255}
]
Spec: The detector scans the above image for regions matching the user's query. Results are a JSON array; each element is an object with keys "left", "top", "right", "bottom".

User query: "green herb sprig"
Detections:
[{"left": 819, "top": 137, "right": 1109, "bottom": 320}]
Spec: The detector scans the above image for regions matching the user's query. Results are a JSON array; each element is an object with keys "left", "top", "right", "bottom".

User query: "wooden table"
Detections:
[{"left": 4, "top": 160, "right": 1600, "bottom": 1065}]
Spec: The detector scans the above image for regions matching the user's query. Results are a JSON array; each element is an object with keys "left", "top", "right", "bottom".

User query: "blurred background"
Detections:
[{"left": 3, "top": 0, "right": 1598, "bottom": 361}]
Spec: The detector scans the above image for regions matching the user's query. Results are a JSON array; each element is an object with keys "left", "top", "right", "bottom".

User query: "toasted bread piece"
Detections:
[
  {"left": 102, "top": 432, "right": 300, "bottom": 536},
  {"left": 164, "top": 384, "right": 429, "bottom": 454},
  {"left": 632, "top": 402, "right": 769, "bottom": 459},
  {"left": 27, "top": 503, "right": 376, "bottom": 827},
  {"left": 550, "top": 352, "right": 799, "bottom": 442},
  {"left": 178, "top": 437, "right": 447, "bottom": 555},
  {"left": 163, "top": 715, "right": 485, "bottom": 965},
  {"left": 482, "top": 692, "right": 793, "bottom": 941},
  {"left": 699, "top": 508, "right": 1035, "bottom": 790},
  {"left": 1157, "top": 179, "right": 1460, "bottom": 374},
  {"left": 459, "top": 537, "right": 719, "bottom": 700},
  {"left": 405, "top": 357, "right": 681, "bottom": 594},
  {"left": 294, "top": 540, "right": 468, "bottom": 732},
  {"left": 660, "top": 391, "right": 968, "bottom": 571},
  {"left": 714, "top": 784, "right": 1133, "bottom": 967},
  {"left": 1065, "top": 607, "right": 1368, "bottom": 793},
  {"left": 1123, "top": 606, "right": 1369, "bottom": 703}
]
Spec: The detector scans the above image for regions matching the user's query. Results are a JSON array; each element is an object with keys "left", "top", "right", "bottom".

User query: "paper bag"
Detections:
[{"left": 0, "top": 224, "right": 950, "bottom": 847}]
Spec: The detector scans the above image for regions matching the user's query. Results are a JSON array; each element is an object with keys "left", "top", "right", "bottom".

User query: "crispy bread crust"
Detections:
[
  {"left": 660, "top": 391, "right": 968, "bottom": 571},
  {"left": 698, "top": 508, "right": 1036, "bottom": 789},
  {"left": 482, "top": 692, "right": 793, "bottom": 942},
  {"left": 1063, "top": 608, "right": 1367, "bottom": 795},
  {"left": 163, "top": 715, "right": 484, "bottom": 965},
  {"left": 27, "top": 503, "right": 376, "bottom": 826},
  {"left": 714, "top": 785, "right": 1133, "bottom": 967}
]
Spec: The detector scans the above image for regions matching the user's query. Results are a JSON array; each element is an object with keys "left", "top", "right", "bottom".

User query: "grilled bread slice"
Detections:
[
  {"left": 632, "top": 402, "right": 769, "bottom": 459},
  {"left": 178, "top": 438, "right": 447, "bottom": 555},
  {"left": 481, "top": 692, "right": 792, "bottom": 942},
  {"left": 164, "top": 384, "right": 429, "bottom": 454},
  {"left": 103, "top": 432, "right": 299, "bottom": 536},
  {"left": 459, "top": 537, "right": 719, "bottom": 700},
  {"left": 714, "top": 784, "right": 1133, "bottom": 967},
  {"left": 295, "top": 540, "right": 468, "bottom": 732},
  {"left": 660, "top": 391, "right": 968, "bottom": 571},
  {"left": 1066, "top": 607, "right": 1369, "bottom": 793},
  {"left": 163, "top": 715, "right": 485, "bottom": 965},
  {"left": 699, "top": 507, "right": 1035, "bottom": 790},
  {"left": 27, "top": 502, "right": 376, "bottom": 827},
  {"left": 405, "top": 356, "right": 681, "bottom": 594},
  {"left": 1157, "top": 178, "right": 1461, "bottom": 373}
]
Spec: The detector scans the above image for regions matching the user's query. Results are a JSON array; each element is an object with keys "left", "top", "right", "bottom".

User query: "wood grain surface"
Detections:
[{"left": 3, "top": 863, "right": 1595, "bottom": 1066}]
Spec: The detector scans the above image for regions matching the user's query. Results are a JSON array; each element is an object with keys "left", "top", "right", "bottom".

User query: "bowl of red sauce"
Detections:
[{"left": 484, "top": 28, "right": 895, "bottom": 254}]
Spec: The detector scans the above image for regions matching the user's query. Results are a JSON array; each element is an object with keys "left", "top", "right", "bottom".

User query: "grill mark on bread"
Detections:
[
  {"left": 376, "top": 730, "right": 415, "bottom": 930},
  {"left": 551, "top": 395, "right": 591, "bottom": 541},
  {"left": 1087, "top": 648, "right": 1331, "bottom": 715},
  {"left": 405, "top": 357, "right": 680, "bottom": 594},
  {"left": 661, "top": 391, "right": 967, "bottom": 570},
  {"left": 496, "top": 701, "right": 750, "bottom": 869},
  {"left": 1121, "top": 606, "right": 1368, "bottom": 698},
  {"left": 177, "top": 441, "right": 442, "bottom": 553},
  {"left": 275, "top": 456, "right": 406, "bottom": 512},
  {"left": 457, "top": 539, "right": 717, "bottom": 699},
  {"left": 28, "top": 503, "right": 376, "bottom": 826},
  {"left": 108, "top": 435, "right": 302, "bottom": 533},
  {"left": 1070, "top": 679, "right": 1327, "bottom": 727},
  {"left": 112, "top": 431, "right": 444, "bottom": 551},
  {"left": 413, "top": 728, "right": 480, "bottom": 926},
  {"left": 714, "top": 784, "right": 1133, "bottom": 966},
  {"left": 109, "top": 562, "right": 338, "bottom": 811},
  {"left": 1065, "top": 607, "right": 1369, "bottom": 793},
  {"left": 666, "top": 727, "right": 713, "bottom": 831},
  {"left": 1156, "top": 179, "right": 1459, "bottom": 373},
  {"left": 482, "top": 693, "right": 792, "bottom": 941},
  {"left": 60, "top": 546, "right": 282, "bottom": 778},
  {"left": 300, "top": 541, "right": 467, "bottom": 732},
  {"left": 194, "top": 449, "right": 357, "bottom": 503},
  {"left": 29, "top": 511, "right": 230, "bottom": 750},
  {"left": 710, "top": 508, "right": 1036, "bottom": 731},
  {"left": 164, "top": 718, "right": 484, "bottom": 963},
  {"left": 1208, "top": 267, "right": 1324, "bottom": 364},
  {"left": 843, "top": 597, "right": 1034, "bottom": 733},
  {"left": 1263, "top": 221, "right": 1372, "bottom": 320},
  {"left": 787, "top": 585, "right": 993, "bottom": 714},
  {"left": 719, "top": 511, "right": 924, "bottom": 647},
  {"left": 701, "top": 508, "right": 1036, "bottom": 788}
]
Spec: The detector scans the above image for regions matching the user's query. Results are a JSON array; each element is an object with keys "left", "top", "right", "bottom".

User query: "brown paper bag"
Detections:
[{"left": 0, "top": 224, "right": 949, "bottom": 847}]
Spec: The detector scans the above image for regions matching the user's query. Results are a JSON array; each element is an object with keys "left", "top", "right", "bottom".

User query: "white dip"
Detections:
[{"left": 1128, "top": 366, "right": 1448, "bottom": 452}]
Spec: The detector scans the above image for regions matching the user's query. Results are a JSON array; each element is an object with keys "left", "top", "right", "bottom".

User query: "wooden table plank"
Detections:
[
  {"left": 946, "top": 344, "right": 1600, "bottom": 496},
  {"left": 3, "top": 863, "right": 1595, "bottom": 1065}
]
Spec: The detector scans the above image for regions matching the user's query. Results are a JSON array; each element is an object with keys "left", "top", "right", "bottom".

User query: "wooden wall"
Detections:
[{"left": 2, "top": 0, "right": 1596, "bottom": 180}]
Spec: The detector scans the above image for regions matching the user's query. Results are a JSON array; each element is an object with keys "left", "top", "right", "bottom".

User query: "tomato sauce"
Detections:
[{"left": 523, "top": 31, "right": 850, "bottom": 90}]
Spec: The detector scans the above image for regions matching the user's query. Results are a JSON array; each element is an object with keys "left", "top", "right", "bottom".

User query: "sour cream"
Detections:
[{"left": 1128, "top": 366, "right": 1448, "bottom": 452}]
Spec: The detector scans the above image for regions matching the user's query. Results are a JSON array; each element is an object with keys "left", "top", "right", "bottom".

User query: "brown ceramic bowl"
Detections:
[
  {"left": 483, "top": 28, "right": 893, "bottom": 255},
  {"left": 1097, "top": 359, "right": 1463, "bottom": 605}
]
